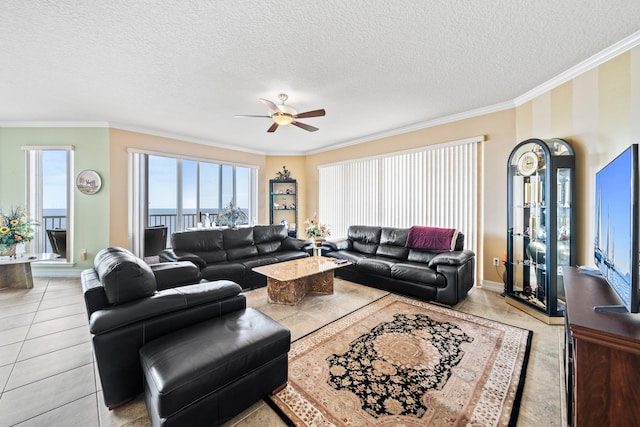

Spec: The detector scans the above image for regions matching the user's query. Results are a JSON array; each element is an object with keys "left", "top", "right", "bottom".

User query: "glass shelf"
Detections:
[{"left": 269, "top": 179, "right": 298, "bottom": 237}]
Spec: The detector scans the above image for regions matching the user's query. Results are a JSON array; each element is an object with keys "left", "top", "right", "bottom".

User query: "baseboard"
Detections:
[
  {"left": 479, "top": 280, "right": 504, "bottom": 294},
  {"left": 32, "top": 268, "right": 83, "bottom": 278}
]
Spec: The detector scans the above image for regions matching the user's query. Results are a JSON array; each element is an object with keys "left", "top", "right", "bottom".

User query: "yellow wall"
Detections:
[{"left": 264, "top": 156, "right": 306, "bottom": 237}]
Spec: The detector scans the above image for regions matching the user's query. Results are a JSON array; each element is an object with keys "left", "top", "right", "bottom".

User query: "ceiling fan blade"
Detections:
[
  {"left": 294, "top": 109, "right": 326, "bottom": 119},
  {"left": 259, "top": 98, "right": 281, "bottom": 113},
  {"left": 234, "top": 114, "right": 271, "bottom": 118},
  {"left": 267, "top": 122, "right": 279, "bottom": 133},
  {"left": 292, "top": 121, "right": 319, "bottom": 132}
]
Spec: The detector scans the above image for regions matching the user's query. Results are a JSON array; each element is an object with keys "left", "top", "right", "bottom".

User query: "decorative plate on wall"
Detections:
[{"left": 76, "top": 169, "right": 102, "bottom": 195}]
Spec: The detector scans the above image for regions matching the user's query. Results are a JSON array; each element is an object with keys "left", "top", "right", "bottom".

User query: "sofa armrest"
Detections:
[
  {"left": 89, "top": 280, "right": 243, "bottom": 335},
  {"left": 428, "top": 249, "right": 475, "bottom": 268},
  {"left": 81, "top": 269, "right": 111, "bottom": 318},
  {"left": 150, "top": 261, "right": 202, "bottom": 290},
  {"left": 282, "top": 236, "right": 312, "bottom": 251},
  {"left": 323, "top": 238, "right": 350, "bottom": 251},
  {"left": 159, "top": 248, "right": 206, "bottom": 269},
  {"left": 158, "top": 248, "right": 179, "bottom": 262}
]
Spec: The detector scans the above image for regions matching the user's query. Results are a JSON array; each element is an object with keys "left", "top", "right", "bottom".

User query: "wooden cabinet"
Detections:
[
  {"left": 506, "top": 138, "right": 575, "bottom": 324},
  {"left": 563, "top": 266, "right": 640, "bottom": 426},
  {"left": 269, "top": 179, "right": 297, "bottom": 237}
]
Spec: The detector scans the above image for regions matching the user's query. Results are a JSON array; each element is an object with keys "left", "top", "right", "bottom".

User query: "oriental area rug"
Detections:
[{"left": 267, "top": 294, "right": 532, "bottom": 427}]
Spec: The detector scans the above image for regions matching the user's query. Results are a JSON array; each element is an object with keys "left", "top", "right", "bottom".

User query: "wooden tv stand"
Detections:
[{"left": 563, "top": 266, "right": 640, "bottom": 426}]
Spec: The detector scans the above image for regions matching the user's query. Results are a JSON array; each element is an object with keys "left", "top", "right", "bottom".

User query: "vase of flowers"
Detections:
[
  {"left": 0, "top": 206, "right": 39, "bottom": 257},
  {"left": 304, "top": 217, "right": 330, "bottom": 246},
  {"left": 218, "top": 201, "right": 247, "bottom": 228}
]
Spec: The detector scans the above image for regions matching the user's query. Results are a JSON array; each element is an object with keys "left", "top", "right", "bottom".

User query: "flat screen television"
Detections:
[{"left": 593, "top": 144, "right": 639, "bottom": 313}]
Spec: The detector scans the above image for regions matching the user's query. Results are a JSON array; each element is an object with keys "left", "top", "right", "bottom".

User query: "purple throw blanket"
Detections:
[{"left": 406, "top": 226, "right": 458, "bottom": 252}]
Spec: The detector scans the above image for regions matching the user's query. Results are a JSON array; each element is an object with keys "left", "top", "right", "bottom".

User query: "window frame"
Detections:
[
  {"left": 128, "top": 149, "right": 258, "bottom": 256},
  {"left": 22, "top": 145, "right": 74, "bottom": 262}
]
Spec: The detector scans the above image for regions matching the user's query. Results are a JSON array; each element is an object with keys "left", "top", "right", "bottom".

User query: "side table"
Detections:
[{"left": 0, "top": 253, "right": 59, "bottom": 289}]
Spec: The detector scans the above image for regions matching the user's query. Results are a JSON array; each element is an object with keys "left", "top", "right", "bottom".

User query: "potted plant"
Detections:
[
  {"left": 304, "top": 217, "right": 330, "bottom": 246},
  {"left": 0, "top": 206, "right": 39, "bottom": 257},
  {"left": 218, "top": 201, "right": 247, "bottom": 228}
]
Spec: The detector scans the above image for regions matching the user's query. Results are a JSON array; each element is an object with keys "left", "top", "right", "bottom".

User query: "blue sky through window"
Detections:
[
  {"left": 147, "top": 155, "right": 252, "bottom": 214},
  {"left": 42, "top": 150, "right": 68, "bottom": 215}
]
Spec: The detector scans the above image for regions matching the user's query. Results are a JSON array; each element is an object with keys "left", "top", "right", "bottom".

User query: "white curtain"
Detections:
[{"left": 318, "top": 136, "right": 481, "bottom": 252}]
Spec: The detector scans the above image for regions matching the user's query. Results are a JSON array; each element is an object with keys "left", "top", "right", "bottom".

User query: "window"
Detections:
[
  {"left": 129, "top": 151, "right": 258, "bottom": 256},
  {"left": 318, "top": 136, "right": 481, "bottom": 253},
  {"left": 23, "top": 146, "right": 73, "bottom": 260}
]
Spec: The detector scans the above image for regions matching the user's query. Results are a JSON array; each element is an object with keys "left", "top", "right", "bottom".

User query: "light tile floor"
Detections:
[{"left": 0, "top": 277, "right": 566, "bottom": 426}]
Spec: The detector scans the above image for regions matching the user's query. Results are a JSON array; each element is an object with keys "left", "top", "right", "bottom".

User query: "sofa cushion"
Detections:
[
  {"left": 241, "top": 256, "right": 279, "bottom": 270},
  {"left": 256, "top": 239, "right": 282, "bottom": 255},
  {"left": 254, "top": 225, "right": 287, "bottom": 255},
  {"left": 223, "top": 228, "right": 259, "bottom": 260},
  {"left": 172, "top": 230, "right": 227, "bottom": 264},
  {"left": 348, "top": 225, "right": 381, "bottom": 254},
  {"left": 326, "top": 250, "right": 371, "bottom": 264},
  {"left": 391, "top": 262, "right": 445, "bottom": 287},
  {"left": 407, "top": 249, "right": 439, "bottom": 264},
  {"left": 94, "top": 247, "right": 157, "bottom": 305},
  {"left": 274, "top": 250, "right": 310, "bottom": 263},
  {"left": 357, "top": 256, "right": 396, "bottom": 277},
  {"left": 201, "top": 262, "right": 246, "bottom": 283},
  {"left": 376, "top": 227, "right": 409, "bottom": 260}
]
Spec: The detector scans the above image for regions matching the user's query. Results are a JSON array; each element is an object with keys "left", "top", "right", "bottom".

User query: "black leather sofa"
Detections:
[
  {"left": 159, "top": 224, "right": 312, "bottom": 288},
  {"left": 81, "top": 247, "right": 247, "bottom": 409},
  {"left": 322, "top": 225, "right": 475, "bottom": 306}
]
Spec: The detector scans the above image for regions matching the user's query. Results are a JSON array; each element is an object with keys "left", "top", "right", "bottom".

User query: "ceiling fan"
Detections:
[{"left": 235, "top": 93, "right": 326, "bottom": 133}]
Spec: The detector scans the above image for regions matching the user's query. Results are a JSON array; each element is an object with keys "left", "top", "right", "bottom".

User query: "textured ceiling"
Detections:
[{"left": 1, "top": 1, "right": 639, "bottom": 154}]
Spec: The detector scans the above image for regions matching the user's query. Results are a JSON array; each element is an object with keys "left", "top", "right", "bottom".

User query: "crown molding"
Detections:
[
  {"left": 108, "top": 122, "right": 268, "bottom": 155},
  {"left": 514, "top": 29, "right": 640, "bottom": 106},
  {"left": 305, "top": 101, "right": 514, "bottom": 155}
]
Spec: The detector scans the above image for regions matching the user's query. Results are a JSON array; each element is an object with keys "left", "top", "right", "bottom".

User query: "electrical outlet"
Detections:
[{"left": 492, "top": 257, "right": 500, "bottom": 266}]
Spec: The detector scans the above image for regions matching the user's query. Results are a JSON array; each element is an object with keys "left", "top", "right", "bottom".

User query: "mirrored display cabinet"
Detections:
[{"left": 506, "top": 138, "right": 575, "bottom": 324}]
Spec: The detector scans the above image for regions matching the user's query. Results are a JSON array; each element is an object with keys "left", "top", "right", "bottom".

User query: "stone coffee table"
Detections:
[{"left": 253, "top": 256, "right": 351, "bottom": 305}]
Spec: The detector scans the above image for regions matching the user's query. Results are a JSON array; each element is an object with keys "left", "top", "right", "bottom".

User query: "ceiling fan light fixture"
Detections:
[
  {"left": 237, "top": 93, "right": 324, "bottom": 133},
  {"left": 273, "top": 113, "right": 294, "bottom": 125}
]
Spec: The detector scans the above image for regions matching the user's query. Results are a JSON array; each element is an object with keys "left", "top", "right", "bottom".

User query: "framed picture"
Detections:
[{"left": 76, "top": 169, "right": 102, "bottom": 195}]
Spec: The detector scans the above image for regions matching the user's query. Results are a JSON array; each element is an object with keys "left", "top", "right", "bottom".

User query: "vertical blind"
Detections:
[{"left": 318, "top": 136, "right": 481, "bottom": 252}]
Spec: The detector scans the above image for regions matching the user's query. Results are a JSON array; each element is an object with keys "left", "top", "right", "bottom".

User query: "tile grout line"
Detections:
[
  {"left": 2, "top": 361, "right": 94, "bottom": 394},
  {"left": 7, "top": 392, "right": 98, "bottom": 427},
  {"left": 0, "top": 279, "right": 49, "bottom": 398},
  {"left": 1, "top": 279, "right": 98, "bottom": 426}
]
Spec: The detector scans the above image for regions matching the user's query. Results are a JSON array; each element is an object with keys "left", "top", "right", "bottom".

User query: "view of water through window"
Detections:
[{"left": 147, "top": 155, "right": 253, "bottom": 237}]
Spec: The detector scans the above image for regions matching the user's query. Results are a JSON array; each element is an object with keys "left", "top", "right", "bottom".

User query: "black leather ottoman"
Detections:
[{"left": 140, "top": 308, "right": 290, "bottom": 427}]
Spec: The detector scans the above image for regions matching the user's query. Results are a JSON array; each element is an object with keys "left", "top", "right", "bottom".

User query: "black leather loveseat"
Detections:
[
  {"left": 322, "top": 225, "right": 475, "bottom": 306},
  {"left": 159, "top": 224, "right": 311, "bottom": 289},
  {"left": 81, "top": 247, "right": 246, "bottom": 409}
]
